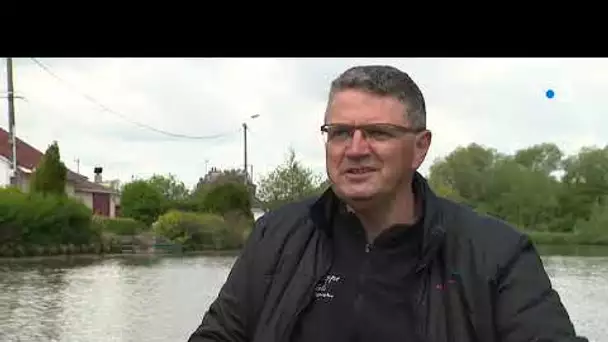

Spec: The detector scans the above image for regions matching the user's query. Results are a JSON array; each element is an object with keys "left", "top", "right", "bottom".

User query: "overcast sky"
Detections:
[{"left": 0, "top": 58, "right": 606, "bottom": 188}]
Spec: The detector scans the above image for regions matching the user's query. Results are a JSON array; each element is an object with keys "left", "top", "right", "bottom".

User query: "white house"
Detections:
[
  {"left": 0, "top": 128, "right": 120, "bottom": 217},
  {"left": 252, "top": 207, "right": 265, "bottom": 221}
]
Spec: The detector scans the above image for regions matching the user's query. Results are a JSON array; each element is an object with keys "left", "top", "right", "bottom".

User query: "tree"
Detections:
[
  {"left": 120, "top": 180, "right": 165, "bottom": 226},
  {"left": 480, "top": 157, "right": 562, "bottom": 231},
  {"left": 574, "top": 195, "right": 608, "bottom": 239},
  {"left": 257, "top": 148, "right": 322, "bottom": 210},
  {"left": 192, "top": 168, "right": 256, "bottom": 206},
  {"left": 513, "top": 143, "right": 564, "bottom": 176},
  {"left": 316, "top": 177, "right": 332, "bottom": 194},
  {"left": 202, "top": 182, "right": 253, "bottom": 218},
  {"left": 428, "top": 143, "right": 501, "bottom": 208},
  {"left": 428, "top": 178, "right": 465, "bottom": 204},
  {"left": 558, "top": 146, "right": 608, "bottom": 226},
  {"left": 198, "top": 168, "right": 247, "bottom": 186},
  {"left": 429, "top": 143, "right": 564, "bottom": 231},
  {"left": 147, "top": 174, "right": 190, "bottom": 201},
  {"left": 30, "top": 141, "right": 68, "bottom": 196}
]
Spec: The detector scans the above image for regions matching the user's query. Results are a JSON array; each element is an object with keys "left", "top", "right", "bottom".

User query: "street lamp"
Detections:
[{"left": 243, "top": 114, "right": 260, "bottom": 183}]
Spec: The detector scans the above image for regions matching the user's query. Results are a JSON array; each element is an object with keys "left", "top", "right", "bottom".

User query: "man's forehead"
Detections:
[
  {"left": 330, "top": 89, "right": 405, "bottom": 109},
  {"left": 326, "top": 89, "right": 409, "bottom": 124}
]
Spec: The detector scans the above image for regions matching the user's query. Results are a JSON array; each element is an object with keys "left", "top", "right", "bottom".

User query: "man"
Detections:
[{"left": 189, "top": 65, "right": 587, "bottom": 342}]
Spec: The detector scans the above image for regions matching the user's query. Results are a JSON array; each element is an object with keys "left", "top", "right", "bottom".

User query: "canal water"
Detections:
[{"left": 0, "top": 247, "right": 606, "bottom": 342}]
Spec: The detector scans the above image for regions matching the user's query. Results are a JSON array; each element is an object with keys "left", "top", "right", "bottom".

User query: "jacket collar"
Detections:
[{"left": 309, "top": 171, "right": 446, "bottom": 266}]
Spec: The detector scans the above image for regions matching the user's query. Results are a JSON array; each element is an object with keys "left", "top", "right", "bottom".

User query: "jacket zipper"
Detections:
[
  {"left": 281, "top": 277, "right": 319, "bottom": 342},
  {"left": 415, "top": 260, "right": 432, "bottom": 341},
  {"left": 349, "top": 240, "right": 373, "bottom": 339},
  {"left": 283, "top": 245, "right": 333, "bottom": 342},
  {"left": 453, "top": 273, "right": 480, "bottom": 342}
]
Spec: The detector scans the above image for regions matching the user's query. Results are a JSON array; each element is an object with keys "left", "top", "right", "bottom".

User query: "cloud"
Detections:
[{"left": 0, "top": 58, "right": 606, "bottom": 188}]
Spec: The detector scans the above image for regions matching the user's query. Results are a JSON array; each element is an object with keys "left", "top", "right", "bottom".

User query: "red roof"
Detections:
[
  {"left": 0, "top": 127, "right": 114, "bottom": 193},
  {"left": 0, "top": 127, "right": 45, "bottom": 171}
]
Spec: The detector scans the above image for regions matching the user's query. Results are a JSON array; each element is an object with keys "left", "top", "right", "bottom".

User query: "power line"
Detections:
[{"left": 29, "top": 58, "right": 238, "bottom": 140}]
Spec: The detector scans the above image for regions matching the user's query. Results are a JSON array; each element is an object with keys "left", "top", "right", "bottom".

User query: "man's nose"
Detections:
[{"left": 344, "top": 130, "right": 371, "bottom": 157}]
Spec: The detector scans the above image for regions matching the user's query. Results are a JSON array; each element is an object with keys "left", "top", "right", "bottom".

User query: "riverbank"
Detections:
[
  {"left": 527, "top": 231, "right": 608, "bottom": 246},
  {"left": 0, "top": 240, "right": 241, "bottom": 259},
  {"left": 0, "top": 249, "right": 241, "bottom": 263},
  {"left": 2, "top": 231, "right": 606, "bottom": 259}
]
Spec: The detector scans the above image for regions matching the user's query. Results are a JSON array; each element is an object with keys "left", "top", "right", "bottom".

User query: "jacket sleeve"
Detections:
[
  {"left": 494, "top": 236, "right": 588, "bottom": 342},
  {"left": 187, "top": 216, "right": 269, "bottom": 342}
]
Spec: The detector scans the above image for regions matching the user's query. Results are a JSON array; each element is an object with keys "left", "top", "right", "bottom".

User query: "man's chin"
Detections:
[{"left": 335, "top": 187, "right": 378, "bottom": 206}]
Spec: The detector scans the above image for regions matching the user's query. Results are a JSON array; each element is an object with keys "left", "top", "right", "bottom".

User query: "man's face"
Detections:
[{"left": 324, "top": 89, "right": 431, "bottom": 205}]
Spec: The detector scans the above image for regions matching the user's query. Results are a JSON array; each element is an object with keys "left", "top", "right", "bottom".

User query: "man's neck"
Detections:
[{"left": 350, "top": 184, "right": 418, "bottom": 243}]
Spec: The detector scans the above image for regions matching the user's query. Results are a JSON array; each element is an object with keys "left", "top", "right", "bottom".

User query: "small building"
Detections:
[{"left": 0, "top": 128, "right": 120, "bottom": 217}]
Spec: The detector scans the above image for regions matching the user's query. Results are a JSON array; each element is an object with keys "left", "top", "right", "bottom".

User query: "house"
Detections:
[
  {"left": 251, "top": 198, "right": 266, "bottom": 221},
  {"left": 0, "top": 128, "right": 120, "bottom": 217}
]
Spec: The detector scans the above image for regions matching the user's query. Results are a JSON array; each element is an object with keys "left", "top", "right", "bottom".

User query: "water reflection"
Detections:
[
  {"left": 541, "top": 255, "right": 608, "bottom": 341},
  {"left": 0, "top": 252, "right": 606, "bottom": 342},
  {"left": 0, "top": 260, "right": 71, "bottom": 341}
]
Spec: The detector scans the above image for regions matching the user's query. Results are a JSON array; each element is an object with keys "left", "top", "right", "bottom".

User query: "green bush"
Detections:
[
  {"left": 572, "top": 199, "right": 608, "bottom": 245},
  {"left": 154, "top": 210, "right": 223, "bottom": 249},
  {"left": 0, "top": 187, "right": 28, "bottom": 245},
  {"left": 154, "top": 210, "right": 249, "bottom": 250},
  {"left": 166, "top": 197, "right": 201, "bottom": 213},
  {"left": 0, "top": 187, "right": 95, "bottom": 247},
  {"left": 120, "top": 180, "right": 165, "bottom": 226},
  {"left": 222, "top": 210, "right": 255, "bottom": 249},
  {"left": 92, "top": 215, "right": 148, "bottom": 236},
  {"left": 202, "top": 182, "right": 253, "bottom": 218}
]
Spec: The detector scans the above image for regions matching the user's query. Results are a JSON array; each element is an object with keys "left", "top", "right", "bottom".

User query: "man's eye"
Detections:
[
  {"left": 366, "top": 129, "right": 393, "bottom": 139},
  {"left": 331, "top": 129, "right": 351, "bottom": 138}
]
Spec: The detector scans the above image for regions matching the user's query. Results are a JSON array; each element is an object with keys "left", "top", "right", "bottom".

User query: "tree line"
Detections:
[
  {"left": 428, "top": 142, "right": 608, "bottom": 239},
  {"left": 121, "top": 142, "right": 608, "bottom": 245},
  {"left": 118, "top": 148, "right": 328, "bottom": 226},
  {"left": 1, "top": 140, "right": 607, "bottom": 259}
]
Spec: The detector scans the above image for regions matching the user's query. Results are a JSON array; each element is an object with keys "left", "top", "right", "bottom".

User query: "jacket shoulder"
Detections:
[
  {"left": 438, "top": 198, "right": 531, "bottom": 277},
  {"left": 254, "top": 197, "right": 318, "bottom": 240}
]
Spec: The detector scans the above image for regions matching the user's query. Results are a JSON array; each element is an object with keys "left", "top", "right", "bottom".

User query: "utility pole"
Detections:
[
  {"left": 74, "top": 158, "right": 80, "bottom": 174},
  {"left": 242, "top": 114, "right": 259, "bottom": 184},
  {"left": 6, "top": 58, "right": 17, "bottom": 186},
  {"left": 243, "top": 122, "right": 248, "bottom": 183}
]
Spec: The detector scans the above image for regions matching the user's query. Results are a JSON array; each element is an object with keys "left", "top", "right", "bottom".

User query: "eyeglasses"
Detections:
[{"left": 320, "top": 123, "right": 425, "bottom": 143}]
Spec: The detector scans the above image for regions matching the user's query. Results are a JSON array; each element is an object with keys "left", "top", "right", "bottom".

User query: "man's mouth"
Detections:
[{"left": 345, "top": 167, "right": 376, "bottom": 175}]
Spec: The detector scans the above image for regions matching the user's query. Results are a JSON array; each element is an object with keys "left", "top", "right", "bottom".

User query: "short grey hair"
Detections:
[{"left": 325, "top": 65, "right": 427, "bottom": 129}]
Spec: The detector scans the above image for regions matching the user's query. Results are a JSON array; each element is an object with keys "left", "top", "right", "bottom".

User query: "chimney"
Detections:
[{"left": 94, "top": 167, "right": 103, "bottom": 183}]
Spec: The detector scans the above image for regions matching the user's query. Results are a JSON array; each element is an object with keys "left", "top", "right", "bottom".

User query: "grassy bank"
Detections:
[
  {"left": 3, "top": 233, "right": 608, "bottom": 260},
  {"left": 0, "top": 242, "right": 121, "bottom": 258},
  {"left": 0, "top": 241, "right": 243, "bottom": 259},
  {"left": 527, "top": 231, "right": 608, "bottom": 246},
  {"left": 0, "top": 248, "right": 242, "bottom": 263}
]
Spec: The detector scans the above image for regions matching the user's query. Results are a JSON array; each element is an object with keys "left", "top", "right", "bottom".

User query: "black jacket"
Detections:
[{"left": 188, "top": 174, "right": 587, "bottom": 342}]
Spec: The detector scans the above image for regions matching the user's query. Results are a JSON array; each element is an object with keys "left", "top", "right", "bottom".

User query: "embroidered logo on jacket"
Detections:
[{"left": 314, "top": 274, "right": 342, "bottom": 300}]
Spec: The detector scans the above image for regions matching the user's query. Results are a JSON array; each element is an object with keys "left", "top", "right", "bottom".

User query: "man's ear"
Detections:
[
  {"left": 413, "top": 130, "right": 432, "bottom": 168},
  {"left": 417, "top": 130, "right": 432, "bottom": 149}
]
